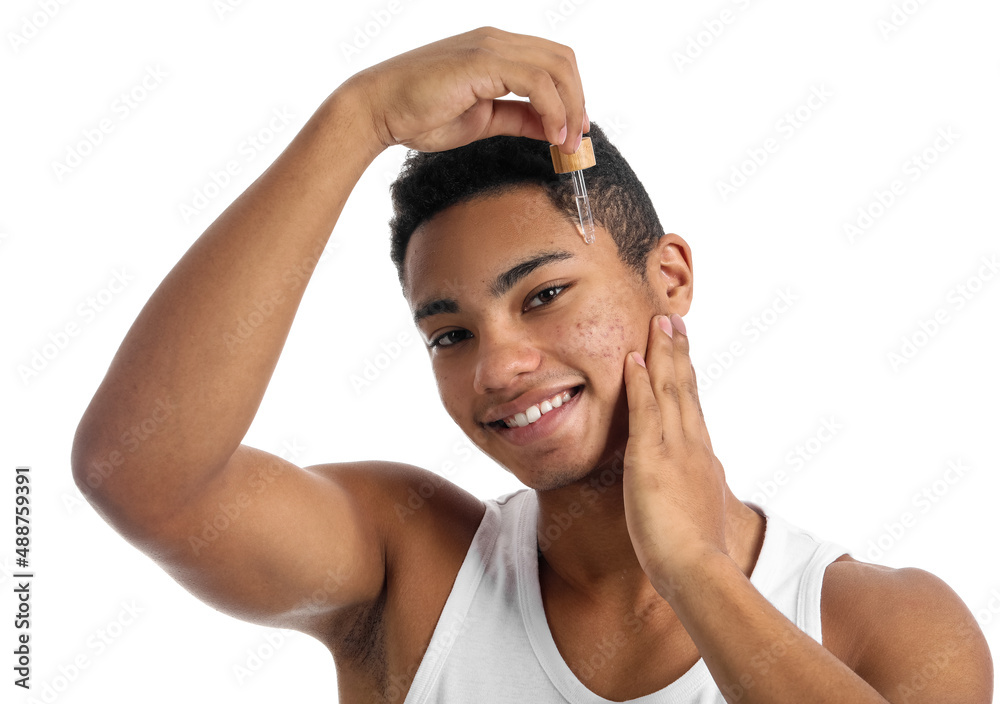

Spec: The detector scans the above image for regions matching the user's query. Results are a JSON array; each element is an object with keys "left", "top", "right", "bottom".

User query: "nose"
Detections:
[{"left": 472, "top": 331, "right": 542, "bottom": 395}]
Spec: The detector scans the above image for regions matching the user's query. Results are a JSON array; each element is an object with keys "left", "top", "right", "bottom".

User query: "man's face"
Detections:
[{"left": 404, "top": 185, "right": 686, "bottom": 491}]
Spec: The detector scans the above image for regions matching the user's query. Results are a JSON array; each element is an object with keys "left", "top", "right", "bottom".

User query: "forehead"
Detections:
[{"left": 403, "top": 185, "right": 618, "bottom": 307}]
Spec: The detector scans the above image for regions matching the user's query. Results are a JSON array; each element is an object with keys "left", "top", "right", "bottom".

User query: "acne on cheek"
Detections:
[{"left": 558, "top": 309, "right": 628, "bottom": 362}]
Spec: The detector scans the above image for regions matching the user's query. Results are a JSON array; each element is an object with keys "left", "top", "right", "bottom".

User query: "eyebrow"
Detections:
[{"left": 412, "top": 250, "right": 575, "bottom": 324}]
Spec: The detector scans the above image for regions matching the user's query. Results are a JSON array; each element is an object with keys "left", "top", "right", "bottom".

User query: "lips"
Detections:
[
  {"left": 498, "top": 387, "right": 576, "bottom": 428},
  {"left": 484, "top": 385, "right": 583, "bottom": 428},
  {"left": 486, "top": 384, "right": 583, "bottom": 445}
]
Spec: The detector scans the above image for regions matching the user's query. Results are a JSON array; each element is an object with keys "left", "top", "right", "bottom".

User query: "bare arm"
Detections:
[
  {"left": 71, "top": 27, "right": 588, "bottom": 633},
  {"left": 71, "top": 84, "right": 380, "bottom": 523},
  {"left": 655, "top": 555, "right": 992, "bottom": 704}
]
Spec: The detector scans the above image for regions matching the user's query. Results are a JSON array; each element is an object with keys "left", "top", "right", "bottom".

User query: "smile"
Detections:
[{"left": 487, "top": 385, "right": 583, "bottom": 430}]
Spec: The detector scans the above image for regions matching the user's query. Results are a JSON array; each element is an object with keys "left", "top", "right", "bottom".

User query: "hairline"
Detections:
[{"left": 400, "top": 180, "right": 647, "bottom": 293}]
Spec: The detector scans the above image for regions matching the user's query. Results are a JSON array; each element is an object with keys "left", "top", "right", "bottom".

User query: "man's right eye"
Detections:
[{"left": 430, "top": 330, "right": 472, "bottom": 348}]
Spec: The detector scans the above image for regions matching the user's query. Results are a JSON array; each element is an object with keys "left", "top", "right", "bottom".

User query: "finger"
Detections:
[
  {"left": 469, "top": 55, "right": 568, "bottom": 146},
  {"left": 485, "top": 99, "right": 549, "bottom": 142},
  {"left": 645, "top": 314, "right": 684, "bottom": 443},
  {"left": 687, "top": 362, "right": 714, "bottom": 455},
  {"left": 479, "top": 38, "right": 586, "bottom": 152},
  {"left": 665, "top": 313, "right": 705, "bottom": 442},
  {"left": 623, "top": 350, "right": 663, "bottom": 449}
]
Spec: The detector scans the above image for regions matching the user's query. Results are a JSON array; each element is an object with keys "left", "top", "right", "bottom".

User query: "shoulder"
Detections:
[
  {"left": 821, "top": 555, "right": 993, "bottom": 702},
  {"left": 305, "top": 459, "right": 487, "bottom": 561}
]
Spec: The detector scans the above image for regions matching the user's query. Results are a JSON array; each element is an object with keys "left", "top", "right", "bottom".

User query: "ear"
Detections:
[{"left": 645, "top": 233, "right": 693, "bottom": 316}]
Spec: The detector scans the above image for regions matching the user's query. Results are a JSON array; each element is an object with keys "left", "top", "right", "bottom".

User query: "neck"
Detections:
[{"left": 534, "top": 467, "right": 765, "bottom": 611}]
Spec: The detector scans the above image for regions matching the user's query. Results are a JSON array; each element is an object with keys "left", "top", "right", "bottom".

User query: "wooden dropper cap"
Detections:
[{"left": 549, "top": 137, "right": 596, "bottom": 173}]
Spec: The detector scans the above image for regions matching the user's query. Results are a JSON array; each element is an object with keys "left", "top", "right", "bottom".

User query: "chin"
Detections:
[
  {"left": 498, "top": 447, "right": 618, "bottom": 493},
  {"left": 456, "top": 388, "right": 629, "bottom": 489}
]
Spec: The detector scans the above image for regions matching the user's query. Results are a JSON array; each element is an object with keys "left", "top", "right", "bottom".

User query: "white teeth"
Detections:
[{"left": 500, "top": 388, "right": 577, "bottom": 428}]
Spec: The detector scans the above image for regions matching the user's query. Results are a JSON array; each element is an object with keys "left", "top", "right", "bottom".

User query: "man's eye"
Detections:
[
  {"left": 526, "top": 285, "right": 567, "bottom": 310},
  {"left": 430, "top": 329, "right": 471, "bottom": 348}
]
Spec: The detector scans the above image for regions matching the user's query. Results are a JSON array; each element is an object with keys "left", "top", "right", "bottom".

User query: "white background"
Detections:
[{"left": 2, "top": 0, "right": 999, "bottom": 702}]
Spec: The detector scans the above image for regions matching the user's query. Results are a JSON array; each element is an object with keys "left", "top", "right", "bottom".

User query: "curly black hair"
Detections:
[{"left": 388, "top": 122, "right": 665, "bottom": 287}]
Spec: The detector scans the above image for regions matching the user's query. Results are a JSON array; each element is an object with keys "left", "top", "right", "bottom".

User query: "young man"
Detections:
[{"left": 72, "top": 27, "right": 991, "bottom": 703}]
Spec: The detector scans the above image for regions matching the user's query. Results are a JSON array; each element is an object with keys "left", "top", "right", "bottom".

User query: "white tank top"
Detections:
[{"left": 401, "top": 488, "right": 850, "bottom": 703}]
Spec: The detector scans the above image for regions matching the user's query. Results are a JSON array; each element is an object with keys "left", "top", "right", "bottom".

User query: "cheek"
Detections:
[
  {"left": 580, "top": 317, "right": 626, "bottom": 361},
  {"left": 435, "top": 367, "right": 491, "bottom": 445},
  {"left": 553, "top": 281, "right": 655, "bottom": 370},
  {"left": 435, "top": 369, "right": 464, "bottom": 418},
  {"left": 556, "top": 299, "right": 631, "bottom": 363}
]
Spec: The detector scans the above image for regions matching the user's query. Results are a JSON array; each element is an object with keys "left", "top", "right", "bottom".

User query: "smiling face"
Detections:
[{"left": 403, "top": 184, "right": 691, "bottom": 491}]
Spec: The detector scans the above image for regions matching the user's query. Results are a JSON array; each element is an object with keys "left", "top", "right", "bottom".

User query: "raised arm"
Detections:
[{"left": 71, "top": 27, "right": 588, "bottom": 634}]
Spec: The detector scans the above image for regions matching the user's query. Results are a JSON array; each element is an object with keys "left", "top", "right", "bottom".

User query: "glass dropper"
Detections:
[{"left": 550, "top": 136, "right": 597, "bottom": 244}]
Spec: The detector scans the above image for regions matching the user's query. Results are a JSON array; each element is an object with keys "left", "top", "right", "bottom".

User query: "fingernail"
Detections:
[
  {"left": 631, "top": 352, "right": 646, "bottom": 368},
  {"left": 670, "top": 313, "right": 686, "bottom": 336},
  {"left": 657, "top": 315, "right": 673, "bottom": 338}
]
